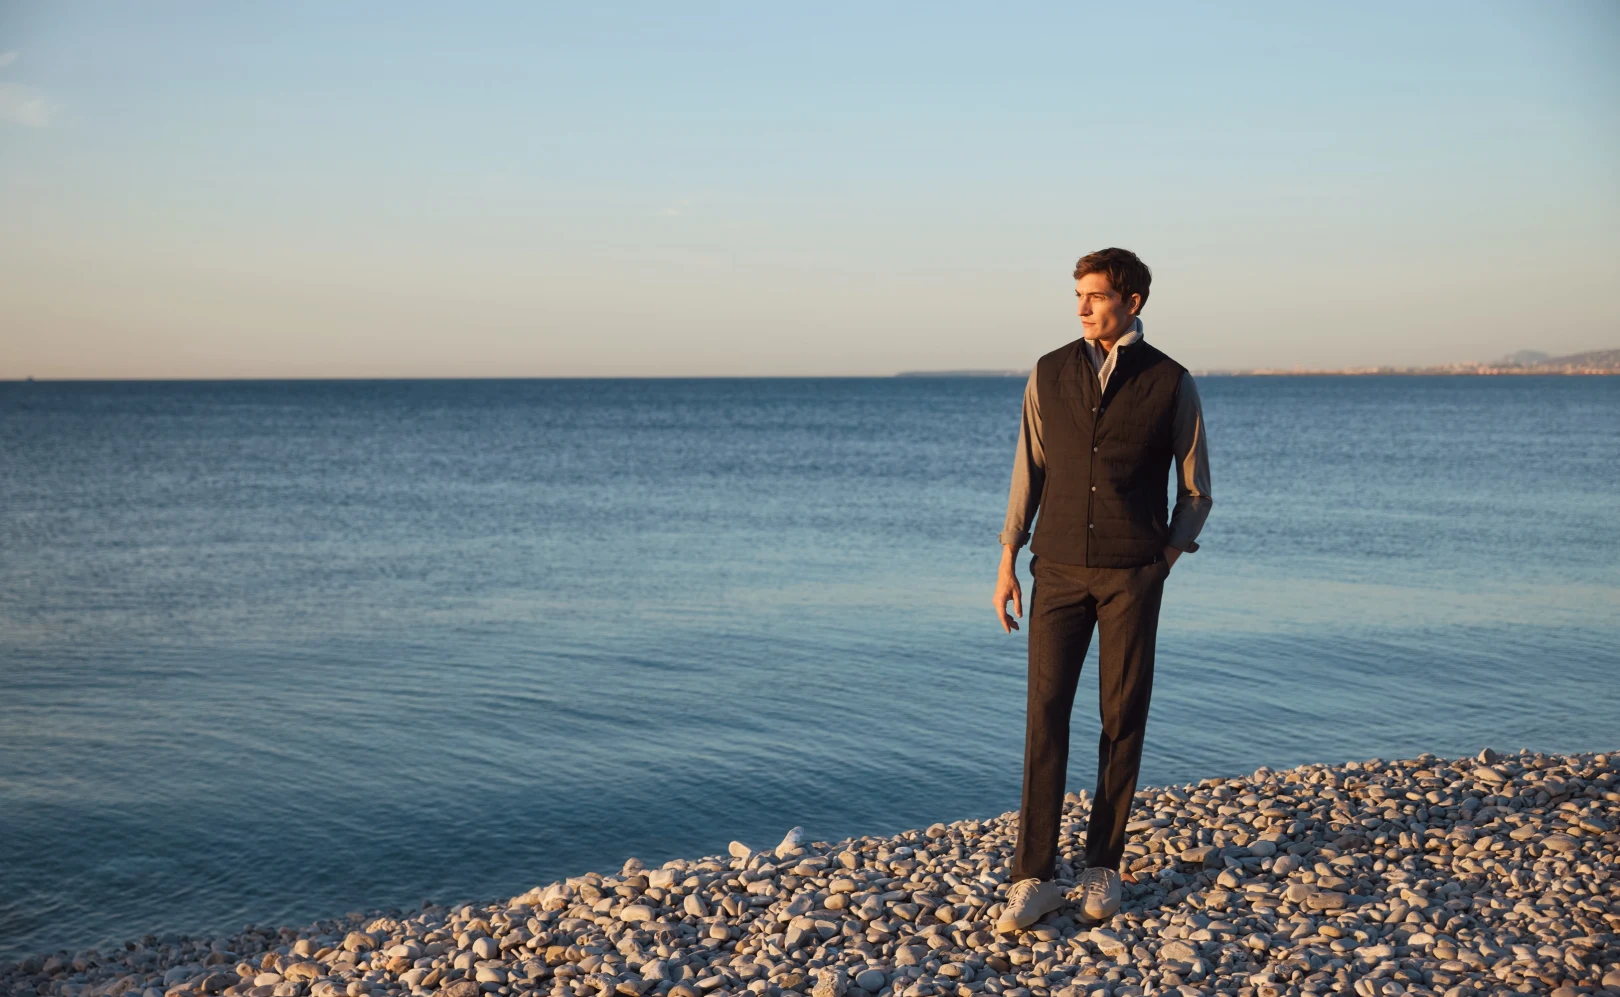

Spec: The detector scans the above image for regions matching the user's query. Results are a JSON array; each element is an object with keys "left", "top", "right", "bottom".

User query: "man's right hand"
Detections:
[{"left": 994, "top": 566, "right": 1023, "bottom": 633}]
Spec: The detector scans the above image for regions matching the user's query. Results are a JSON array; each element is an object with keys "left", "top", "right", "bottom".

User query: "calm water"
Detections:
[{"left": 2, "top": 375, "right": 1617, "bottom": 960}]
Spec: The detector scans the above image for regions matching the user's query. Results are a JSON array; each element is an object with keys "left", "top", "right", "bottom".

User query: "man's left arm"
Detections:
[{"left": 1164, "top": 370, "right": 1213, "bottom": 568}]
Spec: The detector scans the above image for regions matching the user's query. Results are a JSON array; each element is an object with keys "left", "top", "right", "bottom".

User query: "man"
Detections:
[{"left": 991, "top": 247, "right": 1212, "bottom": 931}]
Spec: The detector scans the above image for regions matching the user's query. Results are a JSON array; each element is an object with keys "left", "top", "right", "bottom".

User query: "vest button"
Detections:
[
  {"left": 1088, "top": 523, "right": 1094, "bottom": 529},
  {"left": 1091, "top": 485, "right": 1096, "bottom": 491},
  {"left": 1092, "top": 446, "right": 1098, "bottom": 452}
]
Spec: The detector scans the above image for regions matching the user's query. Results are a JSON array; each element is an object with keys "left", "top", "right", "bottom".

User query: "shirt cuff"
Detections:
[
  {"left": 1167, "top": 538, "right": 1200, "bottom": 553},
  {"left": 998, "top": 529, "right": 1030, "bottom": 548}
]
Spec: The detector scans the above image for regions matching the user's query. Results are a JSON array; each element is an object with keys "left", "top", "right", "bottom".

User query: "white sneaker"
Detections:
[
  {"left": 995, "top": 877, "right": 1067, "bottom": 933},
  {"left": 1076, "top": 866, "right": 1121, "bottom": 921}
]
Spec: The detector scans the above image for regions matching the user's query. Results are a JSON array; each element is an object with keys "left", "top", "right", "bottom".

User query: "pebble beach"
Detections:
[{"left": 7, "top": 749, "right": 1617, "bottom": 997}]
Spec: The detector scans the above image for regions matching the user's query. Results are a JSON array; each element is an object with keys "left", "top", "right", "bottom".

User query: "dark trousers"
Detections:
[{"left": 1011, "top": 553, "right": 1168, "bottom": 880}]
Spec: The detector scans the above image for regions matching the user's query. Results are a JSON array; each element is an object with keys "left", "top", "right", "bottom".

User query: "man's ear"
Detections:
[{"left": 1128, "top": 294, "right": 1143, "bottom": 316}]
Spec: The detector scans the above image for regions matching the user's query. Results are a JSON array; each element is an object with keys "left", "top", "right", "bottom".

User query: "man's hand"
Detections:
[{"left": 994, "top": 563, "right": 1023, "bottom": 633}]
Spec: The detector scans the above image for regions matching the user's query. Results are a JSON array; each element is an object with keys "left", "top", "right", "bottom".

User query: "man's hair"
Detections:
[{"left": 1074, "top": 247, "right": 1151, "bottom": 311}]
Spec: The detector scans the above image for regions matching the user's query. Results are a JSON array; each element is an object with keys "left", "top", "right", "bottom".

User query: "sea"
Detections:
[{"left": 1, "top": 375, "right": 1617, "bottom": 960}]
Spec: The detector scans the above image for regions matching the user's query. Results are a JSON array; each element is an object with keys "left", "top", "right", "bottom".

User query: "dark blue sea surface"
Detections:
[{"left": 1, "top": 375, "right": 1617, "bottom": 959}]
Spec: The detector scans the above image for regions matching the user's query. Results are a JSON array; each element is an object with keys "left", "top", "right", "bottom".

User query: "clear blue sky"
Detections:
[{"left": 2, "top": 2, "right": 1616, "bottom": 377}]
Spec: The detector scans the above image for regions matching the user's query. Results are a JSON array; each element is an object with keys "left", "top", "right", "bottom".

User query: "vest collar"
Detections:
[{"left": 1067, "top": 316, "right": 1149, "bottom": 410}]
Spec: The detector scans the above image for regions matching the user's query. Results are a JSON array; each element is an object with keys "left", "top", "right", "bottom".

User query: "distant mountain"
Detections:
[
  {"left": 1208, "top": 347, "right": 1620, "bottom": 376},
  {"left": 1516, "top": 348, "right": 1620, "bottom": 369}
]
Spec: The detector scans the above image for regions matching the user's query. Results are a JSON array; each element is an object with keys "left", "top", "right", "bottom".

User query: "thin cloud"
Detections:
[
  {"left": 0, "top": 83, "right": 55, "bottom": 126},
  {"left": 657, "top": 195, "right": 699, "bottom": 218},
  {"left": 0, "top": 51, "right": 55, "bottom": 126}
]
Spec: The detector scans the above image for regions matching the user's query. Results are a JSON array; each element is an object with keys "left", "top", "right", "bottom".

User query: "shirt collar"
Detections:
[
  {"left": 1118, "top": 315, "right": 1144, "bottom": 347},
  {"left": 1085, "top": 316, "right": 1144, "bottom": 354}
]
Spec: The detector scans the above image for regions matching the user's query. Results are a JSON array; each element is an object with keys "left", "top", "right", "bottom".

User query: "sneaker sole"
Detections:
[
  {"left": 995, "top": 899, "right": 1069, "bottom": 933},
  {"left": 1079, "top": 902, "right": 1120, "bottom": 922}
]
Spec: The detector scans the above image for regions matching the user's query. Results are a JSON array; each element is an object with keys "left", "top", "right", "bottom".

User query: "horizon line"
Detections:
[{"left": 8, "top": 370, "right": 1620, "bottom": 384}]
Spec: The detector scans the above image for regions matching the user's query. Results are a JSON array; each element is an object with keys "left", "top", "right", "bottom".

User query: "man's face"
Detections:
[{"left": 1075, "top": 272, "right": 1141, "bottom": 342}]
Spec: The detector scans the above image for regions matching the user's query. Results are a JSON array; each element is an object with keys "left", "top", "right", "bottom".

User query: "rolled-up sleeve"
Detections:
[
  {"left": 998, "top": 368, "right": 1045, "bottom": 548},
  {"left": 1166, "top": 370, "right": 1213, "bottom": 552}
]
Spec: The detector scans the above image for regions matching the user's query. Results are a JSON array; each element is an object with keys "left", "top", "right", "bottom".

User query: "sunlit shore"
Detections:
[{"left": 6, "top": 749, "right": 1616, "bottom": 997}]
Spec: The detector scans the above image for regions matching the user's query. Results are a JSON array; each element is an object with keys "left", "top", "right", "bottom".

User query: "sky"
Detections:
[{"left": 1, "top": 2, "right": 1617, "bottom": 378}]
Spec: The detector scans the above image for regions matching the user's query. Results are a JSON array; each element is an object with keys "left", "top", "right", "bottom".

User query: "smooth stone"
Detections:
[
  {"left": 781, "top": 894, "right": 814, "bottom": 919},
  {"left": 1159, "top": 940, "right": 1198, "bottom": 963},
  {"left": 1247, "top": 840, "right": 1277, "bottom": 858},
  {"left": 728, "top": 841, "right": 752, "bottom": 859},
  {"left": 1178, "top": 845, "right": 1216, "bottom": 867},
  {"left": 1306, "top": 891, "right": 1346, "bottom": 911},
  {"left": 1089, "top": 930, "right": 1127, "bottom": 960},
  {"left": 1542, "top": 833, "right": 1579, "bottom": 854},
  {"left": 620, "top": 904, "right": 656, "bottom": 923},
  {"left": 776, "top": 826, "right": 805, "bottom": 857},
  {"left": 855, "top": 970, "right": 888, "bottom": 992},
  {"left": 471, "top": 937, "right": 499, "bottom": 960}
]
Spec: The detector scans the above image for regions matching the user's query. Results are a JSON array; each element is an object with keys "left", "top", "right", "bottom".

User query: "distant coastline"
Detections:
[
  {"left": 895, "top": 348, "right": 1620, "bottom": 378},
  {"left": 893, "top": 370, "right": 1026, "bottom": 378}
]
